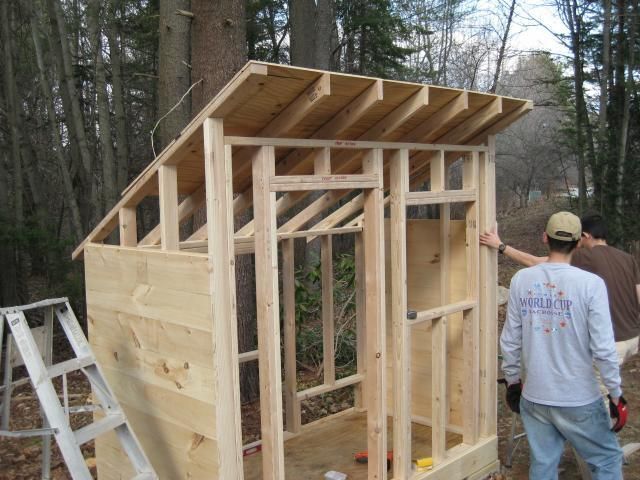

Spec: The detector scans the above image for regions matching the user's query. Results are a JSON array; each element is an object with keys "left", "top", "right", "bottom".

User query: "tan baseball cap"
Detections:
[{"left": 546, "top": 211, "right": 581, "bottom": 241}]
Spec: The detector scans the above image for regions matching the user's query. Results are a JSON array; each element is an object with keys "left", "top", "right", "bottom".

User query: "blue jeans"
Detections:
[{"left": 520, "top": 397, "right": 622, "bottom": 480}]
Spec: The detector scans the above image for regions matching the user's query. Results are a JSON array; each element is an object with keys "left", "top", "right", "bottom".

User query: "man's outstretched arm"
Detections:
[{"left": 479, "top": 229, "right": 547, "bottom": 267}]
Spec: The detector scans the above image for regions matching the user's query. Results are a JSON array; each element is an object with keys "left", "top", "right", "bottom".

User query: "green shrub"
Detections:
[{"left": 293, "top": 253, "right": 358, "bottom": 377}]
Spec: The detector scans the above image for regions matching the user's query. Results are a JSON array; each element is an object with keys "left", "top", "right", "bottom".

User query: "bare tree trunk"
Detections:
[
  {"left": 88, "top": 0, "right": 118, "bottom": 215},
  {"left": 289, "top": 0, "right": 333, "bottom": 69},
  {"left": 598, "top": 0, "right": 611, "bottom": 146},
  {"left": 47, "top": 0, "right": 92, "bottom": 178},
  {"left": 191, "top": 0, "right": 258, "bottom": 402},
  {"left": 289, "top": 0, "right": 316, "bottom": 67},
  {"left": 314, "top": 0, "right": 333, "bottom": 69},
  {"left": 490, "top": 0, "right": 516, "bottom": 93},
  {"left": 2, "top": 0, "right": 25, "bottom": 303},
  {"left": 29, "top": 0, "right": 84, "bottom": 242},
  {"left": 592, "top": 0, "right": 611, "bottom": 203},
  {"left": 158, "top": 0, "right": 192, "bottom": 151},
  {"left": 20, "top": 135, "right": 47, "bottom": 234},
  {"left": 191, "top": 0, "right": 246, "bottom": 111},
  {"left": 47, "top": 0, "right": 96, "bottom": 227},
  {"left": 2, "top": 0, "right": 23, "bottom": 233},
  {"left": 42, "top": 7, "right": 83, "bottom": 186},
  {"left": 615, "top": 0, "right": 638, "bottom": 241},
  {"left": 438, "top": 0, "right": 456, "bottom": 85},
  {"left": 289, "top": 0, "right": 335, "bottom": 266},
  {"left": 0, "top": 153, "right": 17, "bottom": 306},
  {"left": 559, "top": 0, "right": 589, "bottom": 213},
  {"left": 107, "top": 0, "right": 131, "bottom": 191}
]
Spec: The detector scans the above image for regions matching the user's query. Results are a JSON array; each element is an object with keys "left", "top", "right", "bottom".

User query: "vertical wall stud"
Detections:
[
  {"left": 321, "top": 235, "right": 335, "bottom": 385},
  {"left": 463, "top": 152, "right": 480, "bottom": 445},
  {"left": 430, "top": 150, "right": 449, "bottom": 463},
  {"left": 362, "top": 149, "right": 387, "bottom": 480},
  {"left": 390, "top": 149, "right": 411, "bottom": 478},
  {"left": 203, "top": 118, "right": 244, "bottom": 479},
  {"left": 283, "top": 238, "right": 301, "bottom": 433},
  {"left": 252, "top": 145, "right": 285, "bottom": 480},
  {"left": 118, "top": 207, "right": 137, "bottom": 247},
  {"left": 354, "top": 232, "right": 367, "bottom": 410},
  {"left": 479, "top": 136, "right": 498, "bottom": 437},
  {"left": 159, "top": 165, "right": 179, "bottom": 250}
]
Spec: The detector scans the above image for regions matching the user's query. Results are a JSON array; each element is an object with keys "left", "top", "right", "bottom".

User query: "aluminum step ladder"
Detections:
[{"left": 0, "top": 298, "right": 157, "bottom": 480}]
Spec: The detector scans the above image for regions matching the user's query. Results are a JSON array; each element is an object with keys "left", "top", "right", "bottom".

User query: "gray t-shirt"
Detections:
[{"left": 501, "top": 262, "right": 622, "bottom": 406}]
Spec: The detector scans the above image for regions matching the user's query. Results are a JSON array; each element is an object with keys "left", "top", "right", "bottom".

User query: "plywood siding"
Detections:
[
  {"left": 385, "top": 220, "right": 467, "bottom": 427},
  {"left": 84, "top": 245, "right": 218, "bottom": 479}
]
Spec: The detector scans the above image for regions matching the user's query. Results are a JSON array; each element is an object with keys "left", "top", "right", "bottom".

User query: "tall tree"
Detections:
[
  {"left": 489, "top": 0, "right": 517, "bottom": 93},
  {"left": 190, "top": 0, "right": 259, "bottom": 402},
  {"left": 158, "top": 0, "right": 192, "bottom": 151},
  {"left": 335, "top": 0, "right": 412, "bottom": 78},
  {"left": 1, "top": 0, "right": 24, "bottom": 304},
  {"left": 289, "top": 0, "right": 333, "bottom": 69},
  {"left": 553, "top": 0, "right": 639, "bottom": 245},
  {"left": 106, "top": 0, "right": 131, "bottom": 191},
  {"left": 47, "top": 0, "right": 96, "bottom": 227},
  {"left": 289, "top": 0, "right": 315, "bottom": 67},
  {"left": 557, "top": 0, "right": 591, "bottom": 214},
  {"left": 0, "top": 152, "right": 17, "bottom": 305},
  {"left": 496, "top": 54, "right": 571, "bottom": 209},
  {"left": 247, "top": 0, "right": 289, "bottom": 62},
  {"left": 29, "top": 0, "right": 83, "bottom": 241},
  {"left": 88, "top": 0, "right": 118, "bottom": 215},
  {"left": 612, "top": 0, "right": 638, "bottom": 242},
  {"left": 191, "top": 0, "right": 246, "bottom": 112}
]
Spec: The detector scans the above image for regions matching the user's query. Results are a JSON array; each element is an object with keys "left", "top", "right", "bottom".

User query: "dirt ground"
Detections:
[
  {"left": 1, "top": 199, "right": 639, "bottom": 479},
  {"left": 0, "top": 372, "right": 96, "bottom": 479}
]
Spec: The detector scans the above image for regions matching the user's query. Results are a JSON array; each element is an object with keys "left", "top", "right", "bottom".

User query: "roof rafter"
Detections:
[
  {"left": 236, "top": 86, "right": 431, "bottom": 237},
  {"left": 72, "top": 62, "right": 270, "bottom": 260},
  {"left": 72, "top": 61, "right": 531, "bottom": 259},
  {"left": 305, "top": 98, "right": 505, "bottom": 235},
  {"left": 230, "top": 72, "right": 333, "bottom": 187},
  {"left": 230, "top": 80, "right": 384, "bottom": 237},
  {"left": 404, "top": 91, "right": 468, "bottom": 142}
]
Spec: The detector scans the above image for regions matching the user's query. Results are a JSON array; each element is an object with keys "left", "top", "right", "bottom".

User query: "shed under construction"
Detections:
[{"left": 73, "top": 61, "right": 531, "bottom": 479}]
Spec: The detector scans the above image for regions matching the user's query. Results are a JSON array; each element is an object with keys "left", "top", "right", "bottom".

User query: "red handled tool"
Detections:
[{"left": 354, "top": 450, "right": 393, "bottom": 470}]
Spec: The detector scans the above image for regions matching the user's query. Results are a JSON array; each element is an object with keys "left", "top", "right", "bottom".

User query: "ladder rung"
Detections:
[
  {"left": 132, "top": 473, "right": 158, "bottom": 480},
  {"left": 47, "top": 356, "right": 95, "bottom": 379},
  {"left": 68, "top": 405, "right": 99, "bottom": 414},
  {"left": 0, "top": 427, "right": 57, "bottom": 438},
  {"left": 0, "top": 297, "right": 68, "bottom": 315},
  {"left": 74, "top": 412, "right": 125, "bottom": 445},
  {"left": 2, "top": 299, "right": 157, "bottom": 477}
]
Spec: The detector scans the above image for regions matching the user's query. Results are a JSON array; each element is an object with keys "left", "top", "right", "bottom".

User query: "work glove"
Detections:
[
  {"left": 608, "top": 395, "right": 628, "bottom": 432},
  {"left": 505, "top": 381, "right": 522, "bottom": 414}
]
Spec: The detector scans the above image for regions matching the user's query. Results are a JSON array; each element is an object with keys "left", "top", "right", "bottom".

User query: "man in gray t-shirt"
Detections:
[{"left": 500, "top": 211, "right": 625, "bottom": 479}]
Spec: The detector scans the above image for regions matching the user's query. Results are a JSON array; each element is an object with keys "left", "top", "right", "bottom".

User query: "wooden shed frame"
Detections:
[{"left": 74, "top": 62, "right": 531, "bottom": 480}]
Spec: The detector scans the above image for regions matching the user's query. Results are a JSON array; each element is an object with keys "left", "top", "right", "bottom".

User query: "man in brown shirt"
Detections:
[{"left": 481, "top": 214, "right": 640, "bottom": 363}]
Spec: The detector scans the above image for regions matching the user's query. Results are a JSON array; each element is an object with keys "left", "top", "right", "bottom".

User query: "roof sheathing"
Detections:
[{"left": 73, "top": 61, "right": 532, "bottom": 260}]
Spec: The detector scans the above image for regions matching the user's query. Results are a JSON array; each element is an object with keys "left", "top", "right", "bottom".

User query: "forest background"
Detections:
[{"left": 1, "top": 0, "right": 638, "bottom": 401}]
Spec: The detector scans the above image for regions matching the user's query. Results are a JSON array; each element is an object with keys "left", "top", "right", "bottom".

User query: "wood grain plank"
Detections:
[
  {"left": 203, "top": 118, "right": 244, "bottom": 479},
  {"left": 252, "top": 145, "right": 285, "bottom": 479},
  {"left": 159, "top": 165, "right": 179, "bottom": 250},
  {"left": 478, "top": 136, "right": 498, "bottom": 437},
  {"left": 118, "top": 207, "right": 137, "bottom": 247},
  {"left": 390, "top": 149, "right": 411, "bottom": 478},
  {"left": 282, "top": 238, "right": 301, "bottom": 434},
  {"left": 362, "top": 149, "right": 387, "bottom": 480}
]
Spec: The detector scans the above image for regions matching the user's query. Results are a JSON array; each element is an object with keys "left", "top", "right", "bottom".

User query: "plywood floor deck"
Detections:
[{"left": 243, "top": 411, "right": 462, "bottom": 479}]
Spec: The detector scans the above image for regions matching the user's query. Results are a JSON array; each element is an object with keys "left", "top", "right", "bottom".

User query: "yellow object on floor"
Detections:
[{"left": 414, "top": 457, "right": 433, "bottom": 470}]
